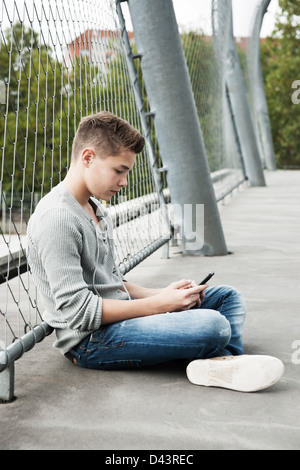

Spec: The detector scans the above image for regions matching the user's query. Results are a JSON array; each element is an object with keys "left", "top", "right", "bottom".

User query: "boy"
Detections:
[{"left": 27, "top": 111, "right": 284, "bottom": 392}]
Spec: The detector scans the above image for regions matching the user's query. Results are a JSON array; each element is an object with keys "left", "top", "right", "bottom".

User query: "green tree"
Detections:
[
  {"left": 0, "top": 24, "right": 70, "bottom": 195},
  {"left": 261, "top": 0, "right": 300, "bottom": 167}
]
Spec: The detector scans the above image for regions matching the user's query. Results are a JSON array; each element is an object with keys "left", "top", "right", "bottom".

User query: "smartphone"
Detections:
[{"left": 199, "top": 272, "right": 215, "bottom": 285}]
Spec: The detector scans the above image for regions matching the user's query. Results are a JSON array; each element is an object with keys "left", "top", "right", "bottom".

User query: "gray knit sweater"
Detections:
[{"left": 27, "top": 182, "right": 129, "bottom": 354}]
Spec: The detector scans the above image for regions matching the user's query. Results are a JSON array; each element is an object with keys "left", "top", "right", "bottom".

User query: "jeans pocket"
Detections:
[
  {"left": 89, "top": 325, "right": 110, "bottom": 344},
  {"left": 89, "top": 323, "right": 125, "bottom": 349}
]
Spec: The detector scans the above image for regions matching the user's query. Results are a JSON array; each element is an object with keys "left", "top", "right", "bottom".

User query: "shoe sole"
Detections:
[{"left": 186, "top": 355, "right": 284, "bottom": 392}]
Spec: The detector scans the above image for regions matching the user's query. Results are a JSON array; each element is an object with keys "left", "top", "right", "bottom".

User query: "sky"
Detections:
[
  {"left": 172, "top": 0, "right": 279, "bottom": 37},
  {"left": 1, "top": 0, "right": 280, "bottom": 39},
  {"left": 233, "top": 0, "right": 279, "bottom": 37}
]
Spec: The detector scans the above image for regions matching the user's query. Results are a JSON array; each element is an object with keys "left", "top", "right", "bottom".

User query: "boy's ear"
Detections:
[{"left": 81, "top": 148, "right": 95, "bottom": 168}]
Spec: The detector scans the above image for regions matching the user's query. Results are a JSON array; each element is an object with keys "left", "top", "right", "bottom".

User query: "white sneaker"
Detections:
[{"left": 186, "top": 355, "right": 284, "bottom": 392}]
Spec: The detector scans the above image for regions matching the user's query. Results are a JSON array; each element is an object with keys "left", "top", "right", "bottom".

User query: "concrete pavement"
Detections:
[{"left": 1, "top": 170, "right": 299, "bottom": 450}]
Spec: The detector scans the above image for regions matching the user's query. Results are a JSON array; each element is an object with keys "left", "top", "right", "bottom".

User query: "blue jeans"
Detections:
[{"left": 65, "top": 286, "right": 246, "bottom": 370}]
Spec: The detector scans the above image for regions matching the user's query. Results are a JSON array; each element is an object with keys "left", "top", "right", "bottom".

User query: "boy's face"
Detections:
[{"left": 84, "top": 148, "right": 136, "bottom": 202}]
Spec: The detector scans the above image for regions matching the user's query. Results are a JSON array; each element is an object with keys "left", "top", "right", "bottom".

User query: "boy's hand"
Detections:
[
  {"left": 180, "top": 279, "right": 206, "bottom": 306},
  {"left": 154, "top": 279, "right": 208, "bottom": 313}
]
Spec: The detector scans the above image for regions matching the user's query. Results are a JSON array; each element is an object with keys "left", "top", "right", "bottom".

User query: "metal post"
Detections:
[
  {"left": 2, "top": 191, "right": 6, "bottom": 234},
  {"left": 224, "top": 1, "right": 266, "bottom": 187},
  {"left": 0, "top": 363, "right": 15, "bottom": 403},
  {"left": 0, "top": 322, "right": 53, "bottom": 402},
  {"left": 247, "top": 0, "right": 276, "bottom": 171},
  {"left": 126, "top": 0, "right": 228, "bottom": 255}
]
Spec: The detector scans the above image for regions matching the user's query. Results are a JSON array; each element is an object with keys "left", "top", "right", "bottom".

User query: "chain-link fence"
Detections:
[{"left": 0, "top": 0, "right": 170, "bottom": 352}]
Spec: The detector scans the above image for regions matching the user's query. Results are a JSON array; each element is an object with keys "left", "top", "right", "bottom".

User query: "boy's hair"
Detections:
[{"left": 72, "top": 111, "right": 145, "bottom": 160}]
